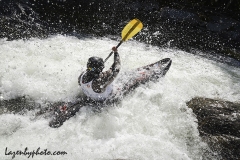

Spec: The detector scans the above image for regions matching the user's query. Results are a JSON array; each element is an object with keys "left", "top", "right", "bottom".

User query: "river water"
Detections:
[{"left": 0, "top": 35, "right": 240, "bottom": 160}]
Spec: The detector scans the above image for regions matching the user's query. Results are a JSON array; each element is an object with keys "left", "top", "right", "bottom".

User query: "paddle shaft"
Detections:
[
  {"left": 104, "top": 40, "right": 123, "bottom": 63},
  {"left": 104, "top": 18, "right": 143, "bottom": 63}
]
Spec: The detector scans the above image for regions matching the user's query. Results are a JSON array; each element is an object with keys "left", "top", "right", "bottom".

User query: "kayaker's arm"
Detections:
[
  {"left": 109, "top": 51, "right": 121, "bottom": 77},
  {"left": 78, "top": 72, "right": 84, "bottom": 86},
  {"left": 93, "top": 49, "right": 121, "bottom": 92}
]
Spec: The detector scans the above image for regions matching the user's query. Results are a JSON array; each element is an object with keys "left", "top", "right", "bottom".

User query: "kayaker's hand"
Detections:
[{"left": 112, "top": 47, "right": 117, "bottom": 52}]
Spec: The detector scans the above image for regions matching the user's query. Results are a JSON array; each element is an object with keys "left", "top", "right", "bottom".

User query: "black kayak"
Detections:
[{"left": 40, "top": 58, "right": 172, "bottom": 128}]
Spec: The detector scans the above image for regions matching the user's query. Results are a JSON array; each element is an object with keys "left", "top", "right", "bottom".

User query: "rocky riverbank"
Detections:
[{"left": 187, "top": 97, "right": 240, "bottom": 160}]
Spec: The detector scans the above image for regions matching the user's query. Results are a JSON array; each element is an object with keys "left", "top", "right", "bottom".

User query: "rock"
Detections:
[
  {"left": 159, "top": 7, "right": 202, "bottom": 25},
  {"left": 221, "top": 31, "right": 240, "bottom": 42},
  {"left": 221, "top": 48, "right": 240, "bottom": 62},
  {"left": 0, "top": 96, "right": 39, "bottom": 115},
  {"left": 0, "top": 0, "right": 48, "bottom": 40},
  {"left": 206, "top": 16, "right": 239, "bottom": 32},
  {"left": 202, "top": 134, "right": 240, "bottom": 160},
  {"left": 187, "top": 97, "right": 240, "bottom": 160}
]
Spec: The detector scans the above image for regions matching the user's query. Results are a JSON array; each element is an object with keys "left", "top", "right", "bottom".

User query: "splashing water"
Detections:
[{"left": 0, "top": 35, "right": 240, "bottom": 160}]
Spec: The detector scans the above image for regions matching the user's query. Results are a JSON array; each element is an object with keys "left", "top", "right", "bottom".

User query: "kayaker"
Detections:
[{"left": 78, "top": 47, "right": 121, "bottom": 101}]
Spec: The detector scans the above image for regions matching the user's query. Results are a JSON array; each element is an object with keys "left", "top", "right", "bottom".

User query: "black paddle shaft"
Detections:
[{"left": 104, "top": 40, "right": 123, "bottom": 63}]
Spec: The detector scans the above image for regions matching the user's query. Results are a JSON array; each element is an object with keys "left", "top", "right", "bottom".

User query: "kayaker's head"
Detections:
[{"left": 87, "top": 56, "right": 104, "bottom": 74}]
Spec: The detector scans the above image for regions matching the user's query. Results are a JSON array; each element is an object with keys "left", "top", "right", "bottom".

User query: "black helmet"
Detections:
[{"left": 87, "top": 57, "right": 104, "bottom": 73}]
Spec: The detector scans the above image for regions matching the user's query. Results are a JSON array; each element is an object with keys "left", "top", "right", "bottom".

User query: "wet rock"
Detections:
[
  {"left": 187, "top": 97, "right": 240, "bottom": 160},
  {"left": 206, "top": 16, "right": 239, "bottom": 32},
  {"left": 221, "top": 31, "right": 240, "bottom": 42},
  {"left": 0, "top": 96, "right": 39, "bottom": 115},
  {"left": 159, "top": 7, "right": 202, "bottom": 26},
  {"left": 221, "top": 48, "right": 240, "bottom": 62},
  {"left": 0, "top": 0, "right": 49, "bottom": 40}
]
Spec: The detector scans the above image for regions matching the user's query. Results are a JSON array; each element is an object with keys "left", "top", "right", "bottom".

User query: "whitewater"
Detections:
[{"left": 0, "top": 35, "right": 240, "bottom": 160}]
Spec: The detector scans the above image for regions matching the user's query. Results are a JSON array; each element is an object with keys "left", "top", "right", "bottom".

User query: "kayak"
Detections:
[
  {"left": 42, "top": 58, "right": 172, "bottom": 128},
  {"left": 47, "top": 58, "right": 172, "bottom": 128}
]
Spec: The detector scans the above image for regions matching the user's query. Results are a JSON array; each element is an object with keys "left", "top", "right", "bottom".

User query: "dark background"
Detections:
[{"left": 1, "top": 0, "right": 240, "bottom": 61}]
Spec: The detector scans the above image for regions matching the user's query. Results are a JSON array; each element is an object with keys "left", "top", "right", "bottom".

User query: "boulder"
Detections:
[
  {"left": 0, "top": 96, "right": 38, "bottom": 115},
  {"left": 187, "top": 97, "right": 240, "bottom": 160},
  {"left": 159, "top": 7, "right": 202, "bottom": 25},
  {"left": 206, "top": 16, "right": 239, "bottom": 32}
]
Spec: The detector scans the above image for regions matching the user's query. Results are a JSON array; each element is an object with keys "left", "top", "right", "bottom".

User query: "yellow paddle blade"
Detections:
[{"left": 121, "top": 18, "right": 143, "bottom": 41}]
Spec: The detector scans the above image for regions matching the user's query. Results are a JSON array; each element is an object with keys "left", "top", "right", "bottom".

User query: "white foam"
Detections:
[{"left": 0, "top": 35, "right": 240, "bottom": 160}]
